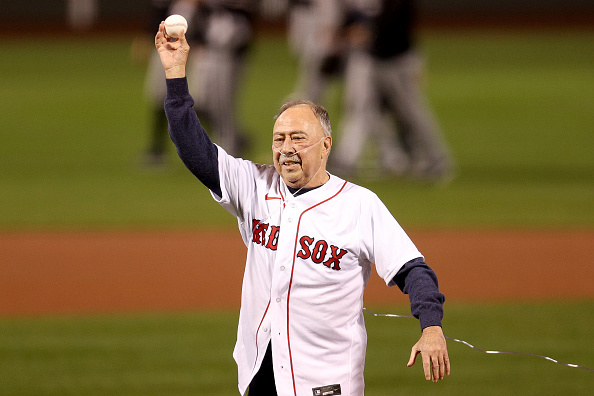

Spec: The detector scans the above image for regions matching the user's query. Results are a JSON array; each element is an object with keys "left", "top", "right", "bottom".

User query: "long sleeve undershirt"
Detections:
[{"left": 164, "top": 77, "right": 444, "bottom": 330}]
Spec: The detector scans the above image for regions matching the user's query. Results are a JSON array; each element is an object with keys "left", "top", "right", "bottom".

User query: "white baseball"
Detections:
[{"left": 164, "top": 14, "right": 188, "bottom": 38}]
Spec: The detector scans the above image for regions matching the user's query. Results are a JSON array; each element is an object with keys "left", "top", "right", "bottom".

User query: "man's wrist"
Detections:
[
  {"left": 165, "top": 66, "right": 186, "bottom": 79},
  {"left": 418, "top": 309, "right": 443, "bottom": 330},
  {"left": 422, "top": 325, "right": 443, "bottom": 333}
]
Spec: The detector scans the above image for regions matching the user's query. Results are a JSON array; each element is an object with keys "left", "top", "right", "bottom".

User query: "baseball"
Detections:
[{"left": 164, "top": 14, "right": 188, "bottom": 38}]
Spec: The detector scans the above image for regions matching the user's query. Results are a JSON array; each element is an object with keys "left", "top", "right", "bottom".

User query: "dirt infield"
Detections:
[{"left": 1, "top": 229, "right": 592, "bottom": 316}]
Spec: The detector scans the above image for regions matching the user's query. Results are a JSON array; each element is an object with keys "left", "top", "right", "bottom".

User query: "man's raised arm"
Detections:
[{"left": 155, "top": 21, "right": 221, "bottom": 197}]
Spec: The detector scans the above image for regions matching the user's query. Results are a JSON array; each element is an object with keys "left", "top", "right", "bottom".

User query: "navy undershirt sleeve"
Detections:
[
  {"left": 393, "top": 257, "right": 445, "bottom": 330},
  {"left": 164, "top": 77, "right": 222, "bottom": 197}
]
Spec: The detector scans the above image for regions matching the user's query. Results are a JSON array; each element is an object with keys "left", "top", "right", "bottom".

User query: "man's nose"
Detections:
[{"left": 280, "top": 137, "right": 296, "bottom": 154}]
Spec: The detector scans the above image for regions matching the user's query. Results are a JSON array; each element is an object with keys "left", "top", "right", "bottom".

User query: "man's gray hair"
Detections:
[{"left": 275, "top": 99, "right": 333, "bottom": 137}]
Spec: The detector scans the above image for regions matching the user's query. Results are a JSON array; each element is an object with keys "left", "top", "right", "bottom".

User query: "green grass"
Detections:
[
  {"left": 1, "top": 29, "right": 592, "bottom": 396},
  {"left": 1, "top": 302, "right": 592, "bottom": 395},
  {"left": 365, "top": 301, "right": 594, "bottom": 395},
  {"left": 0, "top": 311, "right": 239, "bottom": 395},
  {"left": 0, "top": 29, "right": 593, "bottom": 230}
]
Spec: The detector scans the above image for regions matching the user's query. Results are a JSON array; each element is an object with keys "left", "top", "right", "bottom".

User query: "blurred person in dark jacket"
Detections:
[{"left": 332, "top": 0, "right": 455, "bottom": 182}]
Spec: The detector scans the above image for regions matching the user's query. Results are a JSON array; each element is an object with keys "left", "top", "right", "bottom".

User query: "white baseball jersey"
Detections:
[{"left": 213, "top": 146, "right": 422, "bottom": 395}]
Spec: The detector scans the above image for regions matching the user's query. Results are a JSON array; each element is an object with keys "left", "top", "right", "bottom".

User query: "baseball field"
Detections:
[{"left": 1, "top": 27, "right": 593, "bottom": 395}]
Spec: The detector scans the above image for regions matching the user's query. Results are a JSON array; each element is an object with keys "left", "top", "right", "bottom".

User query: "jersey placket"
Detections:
[{"left": 269, "top": 192, "right": 301, "bottom": 394}]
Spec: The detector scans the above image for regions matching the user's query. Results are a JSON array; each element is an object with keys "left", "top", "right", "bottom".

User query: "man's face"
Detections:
[{"left": 272, "top": 105, "right": 332, "bottom": 189}]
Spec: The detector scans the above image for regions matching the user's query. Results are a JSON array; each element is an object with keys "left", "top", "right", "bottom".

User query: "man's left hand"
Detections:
[{"left": 407, "top": 325, "right": 450, "bottom": 382}]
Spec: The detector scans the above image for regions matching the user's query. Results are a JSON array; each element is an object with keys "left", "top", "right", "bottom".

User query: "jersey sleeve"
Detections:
[
  {"left": 210, "top": 146, "right": 274, "bottom": 225},
  {"left": 357, "top": 191, "right": 423, "bottom": 286}
]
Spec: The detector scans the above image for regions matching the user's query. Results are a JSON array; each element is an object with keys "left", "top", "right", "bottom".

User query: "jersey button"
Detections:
[
  {"left": 288, "top": 217, "right": 293, "bottom": 222},
  {"left": 276, "top": 297, "right": 281, "bottom": 303},
  {"left": 280, "top": 266, "right": 285, "bottom": 271},
  {"left": 263, "top": 327, "right": 268, "bottom": 332}
]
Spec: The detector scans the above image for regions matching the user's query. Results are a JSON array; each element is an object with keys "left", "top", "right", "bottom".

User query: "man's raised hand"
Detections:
[{"left": 155, "top": 21, "right": 190, "bottom": 79}]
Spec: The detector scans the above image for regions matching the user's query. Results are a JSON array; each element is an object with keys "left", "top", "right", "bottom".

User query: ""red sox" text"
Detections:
[{"left": 252, "top": 220, "right": 348, "bottom": 271}]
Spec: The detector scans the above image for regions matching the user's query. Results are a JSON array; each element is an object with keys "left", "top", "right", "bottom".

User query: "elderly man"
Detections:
[{"left": 155, "top": 21, "right": 450, "bottom": 396}]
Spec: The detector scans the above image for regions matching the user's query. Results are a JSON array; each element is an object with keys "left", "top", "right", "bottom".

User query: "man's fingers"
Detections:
[
  {"left": 421, "top": 353, "right": 451, "bottom": 382},
  {"left": 408, "top": 346, "right": 439, "bottom": 381},
  {"left": 155, "top": 22, "right": 167, "bottom": 47},
  {"left": 422, "top": 353, "right": 431, "bottom": 380},
  {"left": 408, "top": 330, "right": 451, "bottom": 382},
  {"left": 432, "top": 357, "right": 441, "bottom": 382},
  {"left": 407, "top": 346, "right": 418, "bottom": 367}
]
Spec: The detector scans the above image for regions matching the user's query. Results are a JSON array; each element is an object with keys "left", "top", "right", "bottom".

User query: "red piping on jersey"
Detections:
[
  {"left": 253, "top": 299, "right": 271, "bottom": 371},
  {"left": 278, "top": 184, "right": 286, "bottom": 207},
  {"left": 286, "top": 181, "right": 348, "bottom": 395}
]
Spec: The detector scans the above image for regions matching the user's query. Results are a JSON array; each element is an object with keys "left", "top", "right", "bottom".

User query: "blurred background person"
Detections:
[
  {"left": 66, "top": 0, "right": 99, "bottom": 30},
  {"left": 332, "top": 0, "right": 455, "bottom": 183},
  {"left": 286, "top": 0, "right": 345, "bottom": 103},
  {"left": 187, "top": 0, "right": 260, "bottom": 157},
  {"left": 133, "top": 0, "right": 202, "bottom": 167},
  {"left": 135, "top": 0, "right": 258, "bottom": 165},
  {"left": 330, "top": 0, "right": 409, "bottom": 178}
]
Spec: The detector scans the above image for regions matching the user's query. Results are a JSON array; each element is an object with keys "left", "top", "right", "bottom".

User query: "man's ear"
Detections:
[{"left": 323, "top": 136, "right": 332, "bottom": 157}]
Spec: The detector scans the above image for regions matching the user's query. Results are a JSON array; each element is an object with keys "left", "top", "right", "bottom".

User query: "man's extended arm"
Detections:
[{"left": 393, "top": 258, "right": 451, "bottom": 382}]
